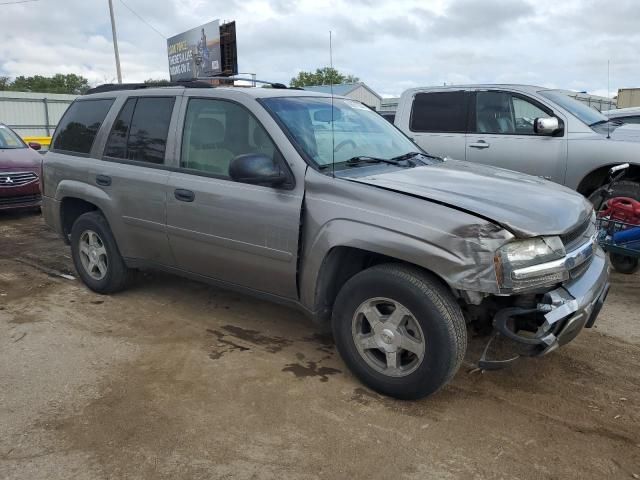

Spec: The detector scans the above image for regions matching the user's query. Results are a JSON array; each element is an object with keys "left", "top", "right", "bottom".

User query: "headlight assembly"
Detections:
[{"left": 495, "top": 237, "right": 567, "bottom": 292}]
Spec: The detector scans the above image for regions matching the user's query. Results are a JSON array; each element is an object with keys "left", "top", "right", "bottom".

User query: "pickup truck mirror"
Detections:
[
  {"left": 229, "top": 153, "right": 288, "bottom": 187},
  {"left": 534, "top": 117, "right": 560, "bottom": 135}
]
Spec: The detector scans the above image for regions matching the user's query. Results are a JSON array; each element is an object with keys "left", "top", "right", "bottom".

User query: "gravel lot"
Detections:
[{"left": 1, "top": 212, "right": 639, "bottom": 480}]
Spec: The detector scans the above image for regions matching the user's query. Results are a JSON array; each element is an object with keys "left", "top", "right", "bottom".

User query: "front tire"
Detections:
[
  {"left": 70, "top": 211, "right": 131, "bottom": 294},
  {"left": 331, "top": 264, "right": 467, "bottom": 400}
]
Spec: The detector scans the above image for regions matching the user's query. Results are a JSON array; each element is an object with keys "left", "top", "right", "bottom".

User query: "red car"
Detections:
[{"left": 0, "top": 123, "right": 43, "bottom": 211}]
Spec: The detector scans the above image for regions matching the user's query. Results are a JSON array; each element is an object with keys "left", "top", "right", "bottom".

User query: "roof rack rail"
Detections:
[
  {"left": 193, "top": 76, "right": 290, "bottom": 89},
  {"left": 85, "top": 80, "right": 214, "bottom": 95}
]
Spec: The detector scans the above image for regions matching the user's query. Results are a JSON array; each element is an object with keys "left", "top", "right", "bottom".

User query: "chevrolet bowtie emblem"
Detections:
[{"left": 4, "top": 177, "right": 13, "bottom": 184}]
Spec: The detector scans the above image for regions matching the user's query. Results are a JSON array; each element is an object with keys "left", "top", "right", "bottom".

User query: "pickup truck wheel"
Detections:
[
  {"left": 588, "top": 180, "right": 640, "bottom": 210},
  {"left": 332, "top": 264, "right": 467, "bottom": 400},
  {"left": 70, "top": 211, "right": 131, "bottom": 294}
]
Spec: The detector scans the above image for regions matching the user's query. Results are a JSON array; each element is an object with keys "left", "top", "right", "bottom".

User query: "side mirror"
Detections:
[
  {"left": 229, "top": 153, "right": 288, "bottom": 187},
  {"left": 534, "top": 117, "right": 560, "bottom": 135},
  {"left": 28, "top": 142, "right": 41, "bottom": 151}
]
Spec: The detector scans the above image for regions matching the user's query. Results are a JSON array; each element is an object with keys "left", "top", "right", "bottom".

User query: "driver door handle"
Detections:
[
  {"left": 469, "top": 140, "right": 490, "bottom": 149},
  {"left": 174, "top": 189, "right": 195, "bottom": 202}
]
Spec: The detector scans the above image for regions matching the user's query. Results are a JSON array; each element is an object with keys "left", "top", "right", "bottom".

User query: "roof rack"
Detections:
[
  {"left": 85, "top": 77, "right": 294, "bottom": 95},
  {"left": 85, "top": 80, "right": 214, "bottom": 95}
]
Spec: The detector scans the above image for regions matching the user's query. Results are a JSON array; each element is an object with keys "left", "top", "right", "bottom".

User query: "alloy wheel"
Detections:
[
  {"left": 78, "top": 229, "right": 108, "bottom": 281},
  {"left": 351, "top": 297, "right": 426, "bottom": 377}
]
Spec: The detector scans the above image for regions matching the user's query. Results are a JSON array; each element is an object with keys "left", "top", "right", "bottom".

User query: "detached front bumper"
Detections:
[{"left": 491, "top": 245, "right": 610, "bottom": 359}]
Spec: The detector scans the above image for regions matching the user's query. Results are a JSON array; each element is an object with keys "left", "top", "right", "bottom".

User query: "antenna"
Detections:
[
  {"left": 607, "top": 59, "right": 611, "bottom": 139},
  {"left": 330, "top": 30, "right": 336, "bottom": 178}
]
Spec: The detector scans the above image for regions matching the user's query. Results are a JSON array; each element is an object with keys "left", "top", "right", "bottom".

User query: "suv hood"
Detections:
[{"left": 350, "top": 159, "right": 592, "bottom": 238}]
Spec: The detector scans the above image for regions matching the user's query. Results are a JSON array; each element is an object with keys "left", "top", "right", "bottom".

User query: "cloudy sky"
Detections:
[{"left": 0, "top": 0, "right": 637, "bottom": 97}]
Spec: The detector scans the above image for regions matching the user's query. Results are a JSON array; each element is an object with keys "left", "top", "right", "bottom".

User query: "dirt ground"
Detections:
[{"left": 1, "top": 212, "right": 639, "bottom": 480}]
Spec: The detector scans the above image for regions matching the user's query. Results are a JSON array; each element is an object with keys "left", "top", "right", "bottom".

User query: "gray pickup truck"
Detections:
[
  {"left": 394, "top": 85, "right": 640, "bottom": 202},
  {"left": 42, "top": 83, "right": 609, "bottom": 399}
]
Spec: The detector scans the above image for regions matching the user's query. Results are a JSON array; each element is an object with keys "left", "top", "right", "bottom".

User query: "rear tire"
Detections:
[
  {"left": 331, "top": 264, "right": 467, "bottom": 400},
  {"left": 610, "top": 253, "right": 640, "bottom": 274},
  {"left": 70, "top": 211, "right": 131, "bottom": 294},
  {"left": 588, "top": 180, "right": 640, "bottom": 210}
]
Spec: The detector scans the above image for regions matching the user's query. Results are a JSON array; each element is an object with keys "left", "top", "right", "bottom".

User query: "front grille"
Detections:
[
  {"left": 561, "top": 216, "right": 593, "bottom": 251},
  {"left": 0, "top": 171, "right": 38, "bottom": 187},
  {"left": 569, "top": 256, "right": 593, "bottom": 279},
  {"left": 0, "top": 194, "right": 41, "bottom": 206}
]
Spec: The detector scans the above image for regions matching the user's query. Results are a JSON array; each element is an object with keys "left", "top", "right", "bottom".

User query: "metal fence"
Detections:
[{"left": 0, "top": 91, "right": 77, "bottom": 138}]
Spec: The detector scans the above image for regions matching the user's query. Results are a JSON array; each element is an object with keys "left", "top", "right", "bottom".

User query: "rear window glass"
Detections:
[
  {"left": 410, "top": 91, "right": 468, "bottom": 133},
  {"left": 103, "top": 97, "right": 175, "bottom": 164},
  {"left": 52, "top": 99, "right": 114, "bottom": 154}
]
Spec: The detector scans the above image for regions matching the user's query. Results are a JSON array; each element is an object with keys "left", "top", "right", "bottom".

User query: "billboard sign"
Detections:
[{"left": 167, "top": 20, "right": 221, "bottom": 81}]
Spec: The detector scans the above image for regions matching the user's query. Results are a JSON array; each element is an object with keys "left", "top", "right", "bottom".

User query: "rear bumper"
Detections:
[{"left": 493, "top": 245, "right": 610, "bottom": 356}]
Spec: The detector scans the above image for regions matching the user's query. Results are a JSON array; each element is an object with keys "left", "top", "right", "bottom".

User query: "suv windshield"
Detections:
[
  {"left": 262, "top": 96, "right": 423, "bottom": 169},
  {"left": 538, "top": 90, "right": 608, "bottom": 127},
  {"left": 0, "top": 124, "right": 26, "bottom": 149}
]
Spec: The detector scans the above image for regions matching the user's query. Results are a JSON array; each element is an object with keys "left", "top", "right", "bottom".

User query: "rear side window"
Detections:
[
  {"left": 104, "top": 97, "right": 175, "bottom": 164},
  {"left": 52, "top": 99, "right": 114, "bottom": 154},
  {"left": 410, "top": 91, "right": 468, "bottom": 133}
]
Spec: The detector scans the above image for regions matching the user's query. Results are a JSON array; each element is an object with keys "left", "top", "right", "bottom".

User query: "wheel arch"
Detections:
[
  {"left": 56, "top": 180, "right": 114, "bottom": 244},
  {"left": 577, "top": 163, "right": 640, "bottom": 198},
  {"left": 310, "top": 245, "right": 453, "bottom": 324}
]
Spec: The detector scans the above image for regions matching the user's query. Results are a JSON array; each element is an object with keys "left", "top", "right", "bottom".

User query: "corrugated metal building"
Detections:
[
  {"left": 617, "top": 88, "right": 640, "bottom": 108},
  {"left": 0, "top": 91, "right": 77, "bottom": 137},
  {"left": 302, "top": 83, "right": 382, "bottom": 110},
  {"left": 380, "top": 97, "right": 399, "bottom": 112}
]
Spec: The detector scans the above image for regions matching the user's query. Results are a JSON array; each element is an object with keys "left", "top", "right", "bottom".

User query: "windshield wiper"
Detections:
[
  {"left": 389, "top": 151, "right": 423, "bottom": 162},
  {"left": 345, "top": 156, "right": 403, "bottom": 166},
  {"left": 319, "top": 153, "right": 429, "bottom": 171}
]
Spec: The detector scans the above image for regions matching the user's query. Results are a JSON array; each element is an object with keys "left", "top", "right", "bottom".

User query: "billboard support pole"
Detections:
[{"left": 108, "top": 0, "right": 123, "bottom": 84}]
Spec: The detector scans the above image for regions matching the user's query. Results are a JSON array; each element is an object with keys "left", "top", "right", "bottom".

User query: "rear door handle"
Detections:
[
  {"left": 96, "top": 174, "right": 111, "bottom": 186},
  {"left": 174, "top": 189, "right": 195, "bottom": 202},
  {"left": 469, "top": 141, "right": 490, "bottom": 149}
]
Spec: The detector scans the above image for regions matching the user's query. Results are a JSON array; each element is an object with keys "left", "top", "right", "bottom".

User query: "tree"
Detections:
[
  {"left": 290, "top": 67, "right": 359, "bottom": 88},
  {"left": 144, "top": 78, "right": 172, "bottom": 86},
  {"left": 0, "top": 76, "right": 10, "bottom": 91},
  {"left": 5, "top": 74, "right": 90, "bottom": 94}
]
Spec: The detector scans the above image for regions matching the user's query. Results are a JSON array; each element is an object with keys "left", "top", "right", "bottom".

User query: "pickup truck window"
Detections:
[
  {"left": 52, "top": 99, "right": 114, "bottom": 155},
  {"left": 104, "top": 97, "right": 175, "bottom": 164},
  {"left": 410, "top": 91, "right": 468, "bottom": 133},
  {"left": 181, "top": 98, "right": 278, "bottom": 177},
  {"left": 262, "top": 96, "right": 417, "bottom": 169},
  {"left": 476, "top": 91, "right": 549, "bottom": 135}
]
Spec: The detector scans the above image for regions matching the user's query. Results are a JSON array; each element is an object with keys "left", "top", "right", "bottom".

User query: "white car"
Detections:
[{"left": 603, "top": 107, "right": 640, "bottom": 125}]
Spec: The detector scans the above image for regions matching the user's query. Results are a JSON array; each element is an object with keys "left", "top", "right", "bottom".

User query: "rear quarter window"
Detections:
[
  {"left": 103, "top": 97, "right": 175, "bottom": 164},
  {"left": 52, "top": 99, "right": 115, "bottom": 155},
  {"left": 410, "top": 91, "right": 468, "bottom": 133}
]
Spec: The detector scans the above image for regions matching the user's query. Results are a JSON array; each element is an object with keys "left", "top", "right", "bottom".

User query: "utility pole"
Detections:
[{"left": 108, "top": 0, "right": 122, "bottom": 83}]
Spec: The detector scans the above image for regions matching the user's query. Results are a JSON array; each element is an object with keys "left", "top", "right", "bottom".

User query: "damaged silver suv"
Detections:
[{"left": 42, "top": 83, "right": 610, "bottom": 399}]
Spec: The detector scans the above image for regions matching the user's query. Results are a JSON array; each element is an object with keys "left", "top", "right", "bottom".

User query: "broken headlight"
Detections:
[{"left": 495, "top": 237, "right": 567, "bottom": 292}]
